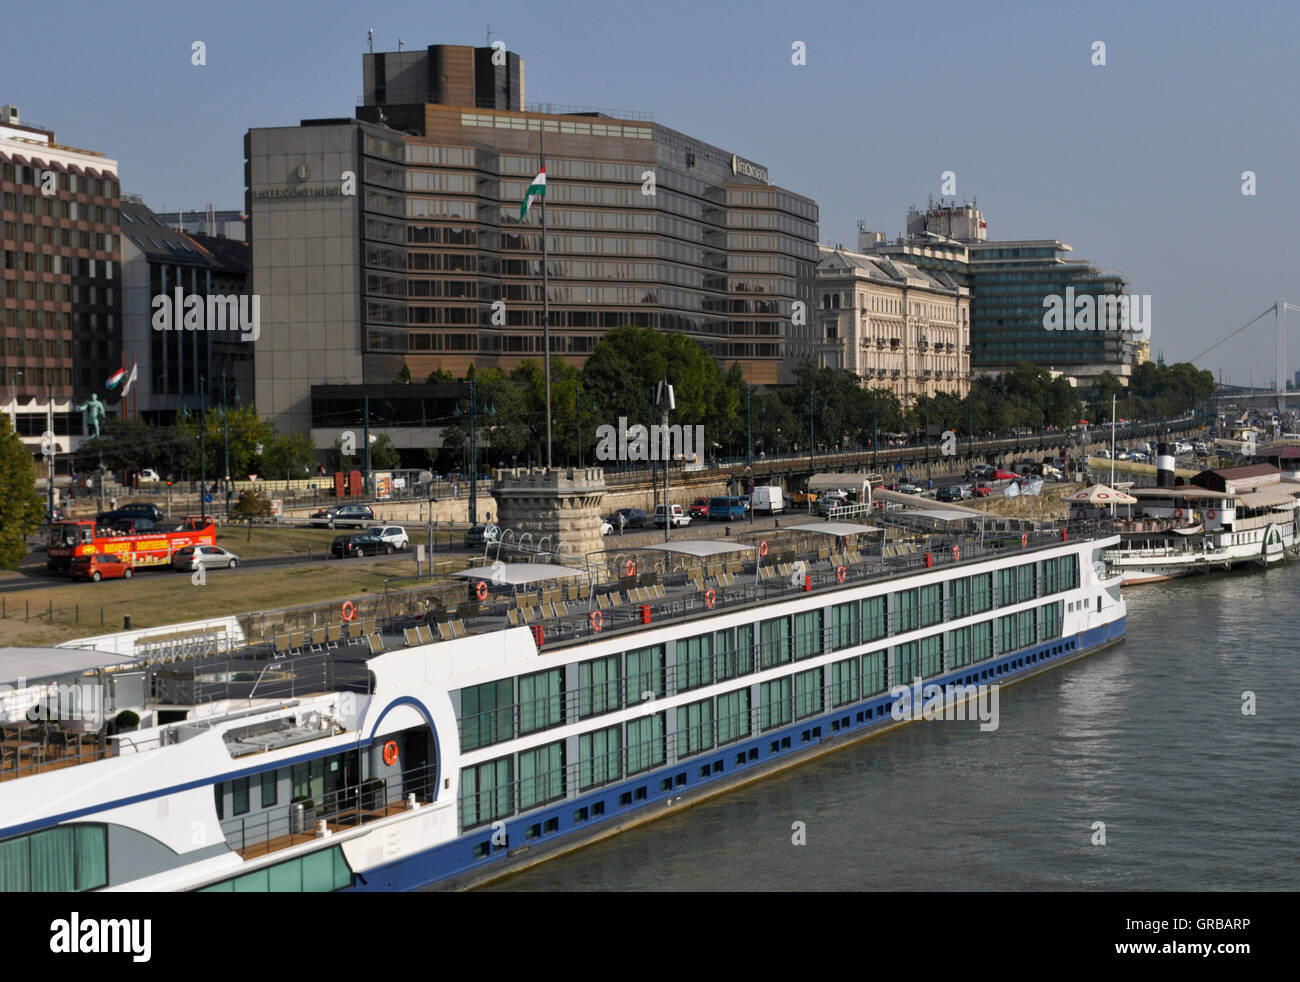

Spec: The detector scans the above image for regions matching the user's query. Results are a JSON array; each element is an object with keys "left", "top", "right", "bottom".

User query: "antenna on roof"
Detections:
[
  {"left": 486, "top": 24, "right": 494, "bottom": 45},
  {"left": 368, "top": 28, "right": 373, "bottom": 53},
  {"left": 397, "top": 38, "right": 405, "bottom": 51}
]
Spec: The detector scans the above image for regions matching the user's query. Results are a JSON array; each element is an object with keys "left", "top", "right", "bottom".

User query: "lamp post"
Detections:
[
  {"left": 873, "top": 388, "right": 878, "bottom": 473},
  {"left": 747, "top": 387, "right": 754, "bottom": 526},
  {"left": 222, "top": 371, "right": 231, "bottom": 519},
  {"left": 45, "top": 379, "right": 54, "bottom": 521},
  {"left": 199, "top": 376, "right": 207, "bottom": 524}
]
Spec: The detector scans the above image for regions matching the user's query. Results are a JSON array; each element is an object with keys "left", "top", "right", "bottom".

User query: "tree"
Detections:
[
  {"left": 369, "top": 432, "right": 401, "bottom": 469},
  {"left": 425, "top": 367, "right": 457, "bottom": 384},
  {"left": 229, "top": 489, "right": 274, "bottom": 542},
  {"left": 395, "top": 362, "right": 412, "bottom": 384},
  {"left": 0, "top": 415, "right": 43, "bottom": 568},
  {"left": 261, "top": 432, "right": 315, "bottom": 482}
]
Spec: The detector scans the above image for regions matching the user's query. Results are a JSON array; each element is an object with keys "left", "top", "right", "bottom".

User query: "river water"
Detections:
[{"left": 483, "top": 567, "right": 1300, "bottom": 891}]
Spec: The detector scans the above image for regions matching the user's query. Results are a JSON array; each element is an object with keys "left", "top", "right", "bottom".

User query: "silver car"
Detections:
[
  {"left": 171, "top": 545, "right": 240, "bottom": 570},
  {"left": 365, "top": 526, "right": 409, "bottom": 552}
]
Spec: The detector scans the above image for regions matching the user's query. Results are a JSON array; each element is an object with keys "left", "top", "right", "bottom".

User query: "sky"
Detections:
[{"left": 6, "top": 0, "right": 1299, "bottom": 386}]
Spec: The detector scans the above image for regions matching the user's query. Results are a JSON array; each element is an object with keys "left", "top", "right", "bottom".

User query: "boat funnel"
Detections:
[{"left": 1156, "top": 442, "right": 1175, "bottom": 488}]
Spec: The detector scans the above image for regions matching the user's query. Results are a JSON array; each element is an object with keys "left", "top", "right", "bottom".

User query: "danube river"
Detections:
[{"left": 483, "top": 568, "right": 1300, "bottom": 891}]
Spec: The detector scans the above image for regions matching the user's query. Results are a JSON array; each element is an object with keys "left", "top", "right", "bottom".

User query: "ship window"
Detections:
[
  {"left": 261, "top": 769, "right": 278, "bottom": 808},
  {"left": 214, "top": 783, "right": 224, "bottom": 820},
  {"left": 592, "top": 801, "right": 605, "bottom": 816},
  {"left": 232, "top": 776, "right": 250, "bottom": 815},
  {"left": 574, "top": 807, "right": 589, "bottom": 823},
  {"left": 544, "top": 817, "right": 559, "bottom": 833},
  {"left": 525, "top": 823, "right": 541, "bottom": 840},
  {"left": 578, "top": 724, "right": 622, "bottom": 791},
  {"left": 0, "top": 825, "right": 107, "bottom": 892},
  {"left": 700, "top": 765, "right": 711, "bottom": 779}
]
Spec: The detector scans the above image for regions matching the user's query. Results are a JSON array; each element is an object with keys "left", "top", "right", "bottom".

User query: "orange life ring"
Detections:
[
  {"left": 341, "top": 600, "right": 356, "bottom": 622},
  {"left": 475, "top": 580, "right": 488, "bottom": 601},
  {"left": 705, "top": 588, "right": 716, "bottom": 609},
  {"left": 759, "top": 540, "right": 769, "bottom": 558},
  {"left": 382, "top": 740, "right": 398, "bottom": 766},
  {"left": 836, "top": 565, "right": 846, "bottom": 583},
  {"left": 924, "top": 553, "right": 933, "bottom": 568},
  {"left": 952, "top": 545, "right": 960, "bottom": 561},
  {"left": 624, "top": 559, "right": 636, "bottom": 577},
  {"left": 590, "top": 609, "right": 603, "bottom": 632},
  {"left": 1173, "top": 509, "right": 1184, "bottom": 520},
  {"left": 1020, "top": 533, "right": 1028, "bottom": 548},
  {"left": 1207, "top": 510, "right": 1216, "bottom": 519}
]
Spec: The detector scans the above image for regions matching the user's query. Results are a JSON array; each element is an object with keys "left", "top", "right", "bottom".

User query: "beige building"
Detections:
[{"left": 815, "top": 246, "right": 970, "bottom": 404}]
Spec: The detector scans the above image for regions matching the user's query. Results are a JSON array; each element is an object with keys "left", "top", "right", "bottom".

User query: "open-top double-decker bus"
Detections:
[{"left": 47, "top": 515, "right": 217, "bottom": 571}]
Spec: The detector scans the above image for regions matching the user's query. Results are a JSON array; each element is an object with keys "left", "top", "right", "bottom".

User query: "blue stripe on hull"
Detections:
[{"left": 342, "top": 616, "right": 1126, "bottom": 892}]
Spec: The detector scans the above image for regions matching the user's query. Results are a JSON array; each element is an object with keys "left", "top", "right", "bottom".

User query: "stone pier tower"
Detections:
[{"left": 491, "top": 467, "right": 608, "bottom": 564}]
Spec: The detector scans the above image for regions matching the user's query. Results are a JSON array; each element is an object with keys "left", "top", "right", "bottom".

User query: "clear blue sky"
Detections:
[{"left": 6, "top": 0, "right": 1299, "bottom": 386}]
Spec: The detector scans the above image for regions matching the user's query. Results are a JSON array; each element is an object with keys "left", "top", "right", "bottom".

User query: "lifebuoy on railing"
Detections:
[
  {"left": 836, "top": 565, "right": 846, "bottom": 583},
  {"left": 952, "top": 545, "right": 960, "bottom": 561},
  {"left": 590, "top": 609, "right": 603, "bottom": 632},
  {"left": 475, "top": 580, "right": 488, "bottom": 601},
  {"left": 924, "top": 553, "right": 933, "bottom": 568},
  {"left": 759, "top": 540, "right": 769, "bottom": 558},
  {"left": 1061, "top": 529, "right": 1068, "bottom": 542},
  {"left": 341, "top": 600, "right": 356, "bottom": 621},
  {"left": 624, "top": 559, "right": 636, "bottom": 577},
  {"left": 1021, "top": 533, "right": 1029, "bottom": 548},
  {"left": 705, "top": 588, "right": 716, "bottom": 609},
  {"left": 1207, "top": 510, "right": 1217, "bottom": 520},
  {"left": 1174, "top": 508, "right": 1184, "bottom": 520},
  {"left": 382, "top": 740, "right": 399, "bottom": 766}
]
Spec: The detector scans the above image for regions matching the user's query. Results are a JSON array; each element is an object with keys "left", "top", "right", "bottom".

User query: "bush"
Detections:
[{"left": 115, "top": 710, "right": 140, "bottom": 730}]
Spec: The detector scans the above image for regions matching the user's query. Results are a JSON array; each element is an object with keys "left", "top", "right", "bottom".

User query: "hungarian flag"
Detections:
[
  {"left": 519, "top": 166, "right": 546, "bottom": 220},
  {"left": 106, "top": 367, "right": 126, "bottom": 390}
]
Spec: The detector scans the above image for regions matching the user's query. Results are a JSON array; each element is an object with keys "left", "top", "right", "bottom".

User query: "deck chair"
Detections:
[
  {"left": 508, "top": 608, "right": 521, "bottom": 627},
  {"left": 326, "top": 625, "right": 343, "bottom": 648},
  {"left": 451, "top": 620, "right": 466, "bottom": 638},
  {"left": 415, "top": 625, "right": 432, "bottom": 644},
  {"left": 308, "top": 627, "right": 327, "bottom": 652},
  {"left": 597, "top": 593, "right": 610, "bottom": 610},
  {"left": 436, "top": 622, "right": 452, "bottom": 641},
  {"left": 289, "top": 631, "right": 306, "bottom": 655},
  {"left": 273, "top": 633, "right": 291, "bottom": 659},
  {"left": 403, "top": 627, "right": 420, "bottom": 646},
  {"left": 554, "top": 601, "right": 568, "bottom": 618},
  {"left": 367, "top": 633, "right": 385, "bottom": 655}
]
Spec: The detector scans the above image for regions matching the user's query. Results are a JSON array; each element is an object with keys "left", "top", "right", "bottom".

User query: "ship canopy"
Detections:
[{"left": 1064, "top": 484, "right": 1138, "bottom": 505}]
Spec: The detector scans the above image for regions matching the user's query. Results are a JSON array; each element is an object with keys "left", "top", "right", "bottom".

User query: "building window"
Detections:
[
  {"left": 261, "top": 770, "right": 278, "bottom": 808},
  {"left": 460, "top": 757, "right": 514, "bottom": 829},
  {"left": 578, "top": 654, "right": 621, "bottom": 717}
]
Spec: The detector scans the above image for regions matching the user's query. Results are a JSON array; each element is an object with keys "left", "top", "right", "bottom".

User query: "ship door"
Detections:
[{"left": 402, "top": 729, "right": 432, "bottom": 803}]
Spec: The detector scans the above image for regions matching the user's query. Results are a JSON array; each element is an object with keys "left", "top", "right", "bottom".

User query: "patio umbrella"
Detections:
[{"left": 1063, "top": 484, "right": 1137, "bottom": 505}]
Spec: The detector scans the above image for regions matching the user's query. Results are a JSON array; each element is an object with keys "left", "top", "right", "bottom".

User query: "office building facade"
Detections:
[
  {"left": 248, "top": 43, "right": 818, "bottom": 440},
  {"left": 1, "top": 104, "right": 122, "bottom": 458}
]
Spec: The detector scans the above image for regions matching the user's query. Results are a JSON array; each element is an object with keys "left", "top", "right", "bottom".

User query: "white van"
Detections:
[
  {"left": 654, "top": 504, "right": 691, "bottom": 528},
  {"left": 751, "top": 486, "right": 784, "bottom": 515}
]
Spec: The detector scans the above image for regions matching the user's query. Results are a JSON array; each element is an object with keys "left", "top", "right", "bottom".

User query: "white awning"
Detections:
[
  {"left": 638, "top": 541, "right": 755, "bottom": 557},
  {"left": 0, "top": 647, "right": 141, "bottom": 687},
  {"left": 451, "top": 563, "right": 588, "bottom": 586},
  {"left": 785, "top": 522, "right": 881, "bottom": 536}
]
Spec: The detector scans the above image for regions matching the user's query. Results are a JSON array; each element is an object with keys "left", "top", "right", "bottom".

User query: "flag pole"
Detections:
[{"left": 541, "top": 122, "right": 552, "bottom": 469}]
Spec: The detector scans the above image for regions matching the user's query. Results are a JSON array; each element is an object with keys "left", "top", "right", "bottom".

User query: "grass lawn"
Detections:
[
  {"left": 0, "top": 554, "right": 479, "bottom": 648},
  {"left": 211, "top": 523, "right": 467, "bottom": 559}
]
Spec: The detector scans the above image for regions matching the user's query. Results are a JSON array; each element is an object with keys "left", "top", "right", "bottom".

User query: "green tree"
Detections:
[
  {"left": 425, "top": 367, "right": 457, "bottom": 384},
  {"left": 175, "top": 405, "right": 275, "bottom": 480},
  {"left": 0, "top": 415, "right": 43, "bottom": 568},
  {"left": 369, "top": 432, "right": 401, "bottom": 469},
  {"left": 395, "top": 362, "right": 412, "bottom": 384},
  {"left": 229, "top": 489, "right": 274, "bottom": 542},
  {"left": 261, "top": 432, "right": 315, "bottom": 482}
]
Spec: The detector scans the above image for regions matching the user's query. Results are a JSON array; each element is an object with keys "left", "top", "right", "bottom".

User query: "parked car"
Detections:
[
  {"left": 464, "top": 524, "right": 500, "bottom": 549},
  {"left": 992, "top": 469, "right": 1018, "bottom": 481},
  {"left": 969, "top": 464, "right": 997, "bottom": 480},
  {"left": 688, "top": 497, "right": 710, "bottom": 519},
  {"left": 1096, "top": 449, "right": 1111, "bottom": 459},
  {"left": 112, "top": 517, "right": 156, "bottom": 534},
  {"left": 751, "top": 486, "right": 784, "bottom": 515},
  {"left": 171, "top": 545, "right": 240, "bottom": 570},
  {"left": 654, "top": 504, "right": 692, "bottom": 528},
  {"left": 70, "top": 553, "right": 134, "bottom": 582},
  {"left": 309, "top": 504, "right": 375, "bottom": 528},
  {"left": 935, "top": 485, "right": 964, "bottom": 503},
  {"left": 971, "top": 482, "right": 992, "bottom": 497},
  {"left": 365, "top": 526, "right": 409, "bottom": 552},
  {"left": 136, "top": 469, "right": 161, "bottom": 486},
  {"left": 895, "top": 483, "right": 923, "bottom": 495},
  {"left": 738, "top": 494, "right": 751, "bottom": 514},
  {"left": 330, "top": 533, "right": 389, "bottom": 558},
  {"left": 116, "top": 503, "right": 165, "bottom": 523},
  {"left": 615, "top": 508, "right": 648, "bottom": 529},
  {"left": 601, "top": 520, "right": 613, "bottom": 536},
  {"left": 788, "top": 489, "right": 818, "bottom": 506},
  {"left": 707, "top": 496, "right": 746, "bottom": 521}
]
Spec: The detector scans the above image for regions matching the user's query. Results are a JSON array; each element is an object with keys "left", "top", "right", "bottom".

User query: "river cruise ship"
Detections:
[{"left": 0, "top": 521, "right": 1125, "bottom": 892}]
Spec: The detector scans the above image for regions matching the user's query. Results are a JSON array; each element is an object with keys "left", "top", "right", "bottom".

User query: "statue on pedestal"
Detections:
[{"left": 76, "top": 392, "right": 106, "bottom": 438}]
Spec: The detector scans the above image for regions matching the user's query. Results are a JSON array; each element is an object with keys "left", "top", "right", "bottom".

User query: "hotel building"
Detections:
[{"left": 247, "top": 44, "right": 818, "bottom": 440}]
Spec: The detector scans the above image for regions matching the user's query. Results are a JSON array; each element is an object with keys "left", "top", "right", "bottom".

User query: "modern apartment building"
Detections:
[
  {"left": 0, "top": 104, "right": 122, "bottom": 458},
  {"left": 815, "top": 245, "right": 970, "bottom": 404},
  {"left": 247, "top": 43, "right": 818, "bottom": 439},
  {"left": 861, "top": 201, "right": 1142, "bottom": 386}
]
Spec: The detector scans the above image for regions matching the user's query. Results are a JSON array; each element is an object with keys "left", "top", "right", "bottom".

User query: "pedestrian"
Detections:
[
  {"left": 618, "top": 511, "right": 626, "bottom": 536},
  {"left": 110, "top": 495, "right": 117, "bottom": 510}
]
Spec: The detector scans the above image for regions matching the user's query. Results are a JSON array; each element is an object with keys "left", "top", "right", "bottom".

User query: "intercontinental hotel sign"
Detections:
[
  {"left": 253, "top": 185, "right": 344, "bottom": 199},
  {"left": 730, "top": 153, "right": 769, "bottom": 184}
]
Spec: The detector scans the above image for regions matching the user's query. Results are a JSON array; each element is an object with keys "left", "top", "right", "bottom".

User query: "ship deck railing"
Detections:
[{"left": 218, "top": 762, "right": 438, "bottom": 860}]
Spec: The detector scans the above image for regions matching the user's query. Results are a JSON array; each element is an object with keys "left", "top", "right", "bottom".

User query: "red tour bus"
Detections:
[{"left": 47, "top": 515, "right": 217, "bottom": 572}]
